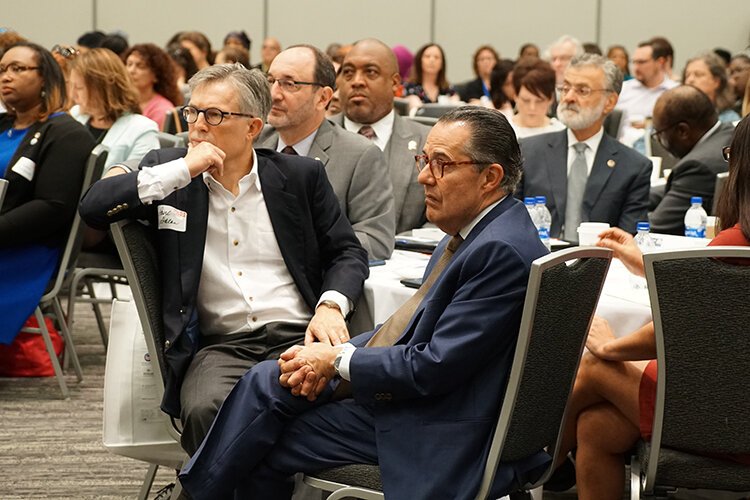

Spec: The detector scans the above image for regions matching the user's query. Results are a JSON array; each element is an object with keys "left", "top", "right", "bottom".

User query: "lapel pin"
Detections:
[
  {"left": 607, "top": 159, "right": 616, "bottom": 168},
  {"left": 30, "top": 131, "right": 41, "bottom": 145},
  {"left": 407, "top": 140, "right": 417, "bottom": 151},
  {"left": 314, "top": 157, "right": 321, "bottom": 161}
]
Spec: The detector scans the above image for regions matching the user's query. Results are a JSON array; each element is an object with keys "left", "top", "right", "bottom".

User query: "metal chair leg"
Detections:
[
  {"left": 53, "top": 298, "right": 83, "bottom": 382},
  {"left": 137, "top": 463, "right": 159, "bottom": 500},
  {"left": 34, "top": 307, "right": 69, "bottom": 399}
]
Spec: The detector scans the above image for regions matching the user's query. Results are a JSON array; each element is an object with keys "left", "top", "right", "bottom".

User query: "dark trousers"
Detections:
[
  {"left": 179, "top": 360, "right": 378, "bottom": 500},
  {"left": 179, "top": 322, "right": 306, "bottom": 456}
]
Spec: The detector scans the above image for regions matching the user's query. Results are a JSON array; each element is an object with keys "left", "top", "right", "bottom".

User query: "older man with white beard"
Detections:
[{"left": 516, "top": 53, "right": 652, "bottom": 242}]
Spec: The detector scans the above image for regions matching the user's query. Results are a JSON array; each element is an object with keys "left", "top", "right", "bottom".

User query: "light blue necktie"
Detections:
[{"left": 564, "top": 142, "right": 588, "bottom": 242}]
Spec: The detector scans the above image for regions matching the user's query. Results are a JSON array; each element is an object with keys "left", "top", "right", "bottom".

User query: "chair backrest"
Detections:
[
  {"left": 711, "top": 171, "right": 729, "bottom": 215},
  {"left": 162, "top": 106, "right": 188, "bottom": 134},
  {"left": 406, "top": 116, "right": 438, "bottom": 127},
  {"left": 414, "top": 103, "right": 462, "bottom": 119},
  {"left": 475, "top": 246, "right": 612, "bottom": 498},
  {"left": 643, "top": 247, "right": 750, "bottom": 489},
  {"left": 110, "top": 219, "right": 167, "bottom": 386},
  {"left": 0, "top": 178, "right": 8, "bottom": 208},
  {"left": 157, "top": 131, "right": 186, "bottom": 149},
  {"left": 393, "top": 97, "right": 410, "bottom": 116},
  {"left": 603, "top": 109, "right": 623, "bottom": 138},
  {"left": 42, "top": 144, "right": 108, "bottom": 302}
]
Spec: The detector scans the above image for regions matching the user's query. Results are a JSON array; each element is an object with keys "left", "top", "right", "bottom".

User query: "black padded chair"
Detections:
[
  {"left": 631, "top": 246, "right": 750, "bottom": 499},
  {"left": 304, "top": 246, "right": 613, "bottom": 499},
  {"left": 603, "top": 109, "right": 623, "bottom": 138},
  {"left": 14, "top": 144, "right": 108, "bottom": 397},
  {"left": 414, "top": 102, "right": 463, "bottom": 119},
  {"left": 110, "top": 219, "right": 185, "bottom": 500},
  {"left": 162, "top": 106, "right": 188, "bottom": 134},
  {"left": 157, "top": 131, "right": 186, "bottom": 149}
]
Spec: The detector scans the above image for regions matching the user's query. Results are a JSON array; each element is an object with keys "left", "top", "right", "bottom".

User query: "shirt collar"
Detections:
[
  {"left": 277, "top": 128, "right": 319, "bottom": 157},
  {"left": 566, "top": 126, "right": 604, "bottom": 154},
  {"left": 458, "top": 196, "right": 506, "bottom": 240},
  {"left": 343, "top": 109, "right": 395, "bottom": 151},
  {"left": 202, "top": 149, "right": 260, "bottom": 193},
  {"left": 696, "top": 120, "right": 722, "bottom": 147}
]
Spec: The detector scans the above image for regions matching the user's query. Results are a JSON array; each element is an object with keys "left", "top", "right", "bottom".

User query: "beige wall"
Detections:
[{"left": 6, "top": 0, "right": 750, "bottom": 85}]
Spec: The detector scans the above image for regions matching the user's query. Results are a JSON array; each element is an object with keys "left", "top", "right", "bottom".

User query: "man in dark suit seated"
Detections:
[
  {"left": 256, "top": 44, "right": 396, "bottom": 260},
  {"left": 649, "top": 85, "right": 736, "bottom": 234},
  {"left": 79, "top": 63, "right": 369, "bottom": 456},
  {"left": 517, "top": 54, "right": 652, "bottom": 242},
  {"left": 330, "top": 38, "right": 432, "bottom": 234},
  {"left": 178, "top": 106, "right": 551, "bottom": 499}
]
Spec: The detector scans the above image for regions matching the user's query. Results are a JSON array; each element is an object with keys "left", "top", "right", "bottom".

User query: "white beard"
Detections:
[{"left": 557, "top": 98, "right": 606, "bottom": 130}]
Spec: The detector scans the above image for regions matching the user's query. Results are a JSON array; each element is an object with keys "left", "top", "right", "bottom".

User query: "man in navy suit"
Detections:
[
  {"left": 517, "top": 54, "right": 652, "bottom": 241},
  {"left": 178, "top": 106, "right": 551, "bottom": 499},
  {"left": 79, "top": 64, "right": 369, "bottom": 456}
]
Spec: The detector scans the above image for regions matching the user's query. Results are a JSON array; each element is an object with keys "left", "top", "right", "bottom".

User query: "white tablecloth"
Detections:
[{"left": 349, "top": 235, "right": 710, "bottom": 338}]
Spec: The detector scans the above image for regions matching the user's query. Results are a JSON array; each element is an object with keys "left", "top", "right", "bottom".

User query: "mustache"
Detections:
[{"left": 558, "top": 102, "right": 580, "bottom": 113}]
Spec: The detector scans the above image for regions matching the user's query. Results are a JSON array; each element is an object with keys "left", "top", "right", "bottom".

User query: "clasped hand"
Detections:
[{"left": 278, "top": 343, "right": 338, "bottom": 401}]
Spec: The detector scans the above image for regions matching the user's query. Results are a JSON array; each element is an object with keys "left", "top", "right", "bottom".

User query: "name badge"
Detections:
[
  {"left": 11, "top": 157, "right": 36, "bottom": 181},
  {"left": 158, "top": 205, "right": 187, "bottom": 232}
]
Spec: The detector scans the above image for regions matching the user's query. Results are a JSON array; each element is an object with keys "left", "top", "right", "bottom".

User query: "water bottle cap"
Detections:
[
  {"left": 690, "top": 196, "right": 703, "bottom": 204},
  {"left": 637, "top": 222, "right": 650, "bottom": 231},
  {"left": 524, "top": 197, "right": 535, "bottom": 205},
  {"left": 535, "top": 196, "right": 547, "bottom": 204}
]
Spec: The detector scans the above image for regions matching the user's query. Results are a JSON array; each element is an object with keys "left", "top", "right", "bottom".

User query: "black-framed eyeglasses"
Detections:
[
  {"left": 181, "top": 105, "right": 255, "bottom": 126},
  {"left": 266, "top": 75, "right": 324, "bottom": 93},
  {"left": 556, "top": 84, "right": 609, "bottom": 98},
  {"left": 650, "top": 121, "right": 683, "bottom": 148},
  {"left": 414, "top": 154, "right": 485, "bottom": 179},
  {"left": 51, "top": 44, "right": 80, "bottom": 59},
  {"left": 722, "top": 146, "right": 731, "bottom": 162},
  {"left": 0, "top": 63, "right": 39, "bottom": 76}
]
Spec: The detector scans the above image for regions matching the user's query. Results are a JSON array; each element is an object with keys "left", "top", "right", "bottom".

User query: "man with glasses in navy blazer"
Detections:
[{"left": 80, "top": 63, "right": 369, "bottom": 457}]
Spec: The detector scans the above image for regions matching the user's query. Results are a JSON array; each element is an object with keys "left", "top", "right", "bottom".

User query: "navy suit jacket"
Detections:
[
  {"left": 345, "top": 196, "right": 550, "bottom": 498},
  {"left": 517, "top": 130, "right": 652, "bottom": 236},
  {"left": 79, "top": 148, "right": 369, "bottom": 417}
]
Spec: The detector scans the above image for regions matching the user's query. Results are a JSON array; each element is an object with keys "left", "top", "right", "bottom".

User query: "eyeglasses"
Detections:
[
  {"left": 722, "top": 146, "right": 731, "bottom": 162},
  {"left": 631, "top": 58, "right": 654, "bottom": 65},
  {"left": 556, "top": 85, "right": 609, "bottom": 98},
  {"left": 0, "top": 63, "right": 40, "bottom": 76},
  {"left": 650, "top": 121, "right": 683, "bottom": 148},
  {"left": 414, "top": 154, "right": 485, "bottom": 179},
  {"left": 51, "top": 44, "right": 80, "bottom": 60},
  {"left": 181, "top": 105, "right": 255, "bottom": 126},
  {"left": 266, "top": 75, "right": 324, "bottom": 93}
]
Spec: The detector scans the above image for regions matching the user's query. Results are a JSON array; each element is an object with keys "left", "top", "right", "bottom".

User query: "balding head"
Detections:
[
  {"left": 338, "top": 38, "right": 401, "bottom": 124},
  {"left": 652, "top": 85, "right": 718, "bottom": 158}
]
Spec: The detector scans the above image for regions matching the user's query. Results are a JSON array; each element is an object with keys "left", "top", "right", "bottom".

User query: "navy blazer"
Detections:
[
  {"left": 517, "top": 130, "right": 652, "bottom": 236},
  {"left": 80, "top": 148, "right": 369, "bottom": 416},
  {"left": 346, "top": 196, "right": 550, "bottom": 498}
]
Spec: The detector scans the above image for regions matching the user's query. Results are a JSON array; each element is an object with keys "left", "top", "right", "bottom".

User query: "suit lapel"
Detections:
[
  {"left": 546, "top": 131, "right": 569, "bottom": 221},
  {"left": 385, "top": 117, "right": 418, "bottom": 220},
  {"left": 177, "top": 178, "right": 208, "bottom": 305},
  {"left": 308, "top": 120, "right": 332, "bottom": 167},
  {"left": 582, "top": 134, "right": 618, "bottom": 219}
]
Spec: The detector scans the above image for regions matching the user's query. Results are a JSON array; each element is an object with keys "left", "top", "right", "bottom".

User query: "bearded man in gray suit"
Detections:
[
  {"left": 257, "top": 44, "right": 395, "bottom": 260},
  {"left": 330, "top": 38, "right": 432, "bottom": 234}
]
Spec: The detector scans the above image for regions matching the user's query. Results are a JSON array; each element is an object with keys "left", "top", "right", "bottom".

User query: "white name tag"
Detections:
[
  {"left": 11, "top": 157, "right": 36, "bottom": 181},
  {"left": 157, "top": 205, "right": 187, "bottom": 232}
]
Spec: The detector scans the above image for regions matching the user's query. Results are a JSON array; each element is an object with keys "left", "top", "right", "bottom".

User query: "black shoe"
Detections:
[
  {"left": 544, "top": 456, "right": 577, "bottom": 492},
  {"left": 153, "top": 482, "right": 175, "bottom": 500}
]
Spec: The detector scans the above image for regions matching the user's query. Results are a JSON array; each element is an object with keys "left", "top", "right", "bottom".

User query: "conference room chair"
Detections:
[
  {"left": 393, "top": 97, "right": 410, "bottom": 116},
  {"left": 711, "top": 171, "right": 729, "bottom": 215},
  {"left": 14, "top": 145, "right": 108, "bottom": 398},
  {"left": 303, "top": 246, "right": 613, "bottom": 500},
  {"left": 0, "top": 178, "right": 8, "bottom": 206},
  {"left": 162, "top": 106, "right": 188, "bottom": 135},
  {"left": 156, "top": 131, "right": 186, "bottom": 149},
  {"left": 406, "top": 115, "right": 437, "bottom": 127},
  {"left": 414, "top": 102, "right": 463, "bottom": 119},
  {"left": 631, "top": 247, "right": 750, "bottom": 499},
  {"left": 603, "top": 109, "right": 623, "bottom": 138},
  {"left": 110, "top": 219, "right": 186, "bottom": 500}
]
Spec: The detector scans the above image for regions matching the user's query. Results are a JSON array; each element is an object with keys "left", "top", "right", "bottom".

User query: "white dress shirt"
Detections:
[
  {"left": 616, "top": 75, "right": 679, "bottom": 145},
  {"left": 277, "top": 128, "right": 318, "bottom": 157},
  {"left": 136, "top": 152, "right": 351, "bottom": 337},
  {"left": 343, "top": 109, "right": 395, "bottom": 152},
  {"left": 566, "top": 127, "right": 604, "bottom": 176}
]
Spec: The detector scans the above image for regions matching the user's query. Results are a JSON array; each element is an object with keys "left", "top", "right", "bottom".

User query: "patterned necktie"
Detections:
[
  {"left": 332, "top": 235, "right": 463, "bottom": 399},
  {"left": 564, "top": 142, "right": 588, "bottom": 242},
  {"left": 365, "top": 235, "right": 463, "bottom": 347},
  {"left": 281, "top": 145, "right": 297, "bottom": 155},
  {"left": 358, "top": 125, "right": 376, "bottom": 140}
]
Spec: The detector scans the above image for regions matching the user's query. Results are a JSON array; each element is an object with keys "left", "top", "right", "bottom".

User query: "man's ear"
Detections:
[
  {"left": 317, "top": 86, "right": 334, "bottom": 111},
  {"left": 602, "top": 91, "right": 618, "bottom": 116},
  {"left": 248, "top": 117, "right": 264, "bottom": 140},
  {"left": 482, "top": 163, "right": 505, "bottom": 192}
]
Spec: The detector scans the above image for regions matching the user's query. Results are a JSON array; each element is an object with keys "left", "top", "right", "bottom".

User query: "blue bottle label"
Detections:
[
  {"left": 538, "top": 227, "right": 550, "bottom": 239},
  {"left": 684, "top": 227, "right": 705, "bottom": 238}
]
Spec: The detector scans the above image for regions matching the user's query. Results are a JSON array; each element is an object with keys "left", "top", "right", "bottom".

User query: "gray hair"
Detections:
[
  {"left": 437, "top": 106, "right": 523, "bottom": 193},
  {"left": 683, "top": 52, "right": 735, "bottom": 112},
  {"left": 545, "top": 35, "right": 584, "bottom": 59},
  {"left": 568, "top": 53, "right": 624, "bottom": 95},
  {"left": 188, "top": 63, "right": 272, "bottom": 120}
]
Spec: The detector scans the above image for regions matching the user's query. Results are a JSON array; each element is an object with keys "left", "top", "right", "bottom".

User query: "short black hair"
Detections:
[{"left": 77, "top": 30, "right": 106, "bottom": 49}]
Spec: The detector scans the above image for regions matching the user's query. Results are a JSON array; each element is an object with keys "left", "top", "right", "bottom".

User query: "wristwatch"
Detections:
[{"left": 333, "top": 349, "right": 344, "bottom": 377}]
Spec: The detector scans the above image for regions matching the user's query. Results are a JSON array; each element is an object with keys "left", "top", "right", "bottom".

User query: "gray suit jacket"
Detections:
[
  {"left": 331, "top": 113, "right": 431, "bottom": 233},
  {"left": 649, "top": 122, "right": 735, "bottom": 235},
  {"left": 257, "top": 119, "right": 395, "bottom": 259},
  {"left": 517, "top": 129, "right": 652, "bottom": 237}
]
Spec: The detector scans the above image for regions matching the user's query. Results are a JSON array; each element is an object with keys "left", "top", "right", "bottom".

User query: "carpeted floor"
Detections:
[{"left": 0, "top": 300, "right": 175, "bottom": 499}]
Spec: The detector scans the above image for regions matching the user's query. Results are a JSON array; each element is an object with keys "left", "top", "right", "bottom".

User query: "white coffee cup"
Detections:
[{"left": 577, "top": 222, "right": 610, "bottom": 246}]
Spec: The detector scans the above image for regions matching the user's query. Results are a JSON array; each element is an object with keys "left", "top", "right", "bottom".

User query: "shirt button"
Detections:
[
  {"left": 237, "top": 271, "right": 243, "bottom": 277},
  {"left": 164, "top": 340, "right": 171, "bottom": 348},
  {"left": 252, "top": 316, "right": 258, "bottom": 322},
  {"left": 231, "top": 207, "right": 236, "bottom": 212},
  {"left": 233, "top": 240, "right": 239, "bottom": 246},
  {"left": 248, "top": 296, "right": 253, "bottom": 301}
]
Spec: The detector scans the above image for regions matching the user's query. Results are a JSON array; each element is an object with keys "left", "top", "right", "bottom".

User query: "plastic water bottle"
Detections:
[
  {"left": 535, "top": 196, "right": 552, "bottom": 251},
  {"left": 631, "top": 221, "right": 655, "bottom": 289},
  {"left": 524, "top": 197, "right": 537, "bottom": 221},
  {"left": 684, "top": 197, "right": 707, "bottom": 238}
]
